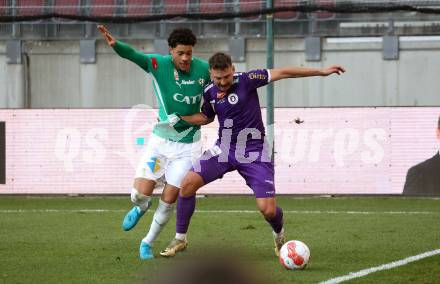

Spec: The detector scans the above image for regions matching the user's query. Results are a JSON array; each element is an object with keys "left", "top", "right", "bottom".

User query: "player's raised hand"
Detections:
[
  {"left": 321, "top": 65, "right": 346, "bottom": 76},
  {"left": 97, "top": 24, "right": 116, "bottom": 46}
]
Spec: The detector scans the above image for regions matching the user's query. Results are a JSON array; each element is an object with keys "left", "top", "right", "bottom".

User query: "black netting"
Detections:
[{"left": 0, "top": 1, "right": 440, "bottom": 23}]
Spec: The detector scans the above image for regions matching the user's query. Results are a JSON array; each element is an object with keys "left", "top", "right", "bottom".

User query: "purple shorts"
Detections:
[{"left": 192, "top": 142, "right": 275, "bottom": 198}]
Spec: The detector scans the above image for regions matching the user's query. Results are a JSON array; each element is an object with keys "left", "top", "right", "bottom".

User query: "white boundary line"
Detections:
[
  {"left": 196, "top": 210, "right": 437, "bottom": 215},
  {"left": 0, "top": 209, "right": 438, "bottom": 214},
  {"left": 320, "top": 249, "right": 440, "bottom": 284},
  {"left": 0, "top": 209, "right": 126, "bottom": 213}
]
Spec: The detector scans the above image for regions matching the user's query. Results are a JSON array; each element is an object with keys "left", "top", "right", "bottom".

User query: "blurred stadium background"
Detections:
[
  {"left": 1, "top": 0, "right": 440, "bottom": 108},
  {"left": 1, "top": 1, "right": 439, "bottom": 195}
]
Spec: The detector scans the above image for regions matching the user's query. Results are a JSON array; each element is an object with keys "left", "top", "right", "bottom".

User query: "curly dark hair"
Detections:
[
  {"left": 167, "top": 28, "right": 197, "bottom": 48},
  {"left": 209, "top": 52, "right": 232, "bottom": 70}
]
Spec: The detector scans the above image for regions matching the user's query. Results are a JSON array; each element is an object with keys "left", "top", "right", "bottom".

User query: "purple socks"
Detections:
[
  {"left": 265, "top": 206, "right": 284, "bottom": 233},
  {"left": 176, "top": 194, "right": 196, "bottom": 234},
  {"left": 176, "top": 196, "right": 283, "bottom": 235}
]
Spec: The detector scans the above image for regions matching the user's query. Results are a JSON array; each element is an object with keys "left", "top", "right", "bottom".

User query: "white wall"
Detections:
[
  {"left": 1, "top": 36, "right": 440, "bottom": 108},
  {"left": 0, "top": 43, "right": 25, "bottom": 108}
]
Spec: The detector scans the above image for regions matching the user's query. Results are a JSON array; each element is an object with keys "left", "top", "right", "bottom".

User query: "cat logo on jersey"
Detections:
[
  {"left": 173, "top": 93, "right": 202, "bottom": 104},
  {"left": 146, "top": 157, "right": 161, "bottom": 173},
  {"left": 227, "top": 93, "right": 239, "bottom": 105}
]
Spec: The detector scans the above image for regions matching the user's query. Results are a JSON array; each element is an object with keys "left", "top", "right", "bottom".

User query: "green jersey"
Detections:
[{"left": 113, "top": 40, "right": 210, "bottom": 143}]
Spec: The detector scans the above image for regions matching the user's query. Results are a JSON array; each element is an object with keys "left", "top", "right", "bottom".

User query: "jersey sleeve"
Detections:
[
  {"left": 113, "top": 40, "right": 150, "bottom": 72},
  {"left": 201, "top": 91, "right": 216, "bottom": 119},
  {"left": 244, "top": 69, "right": 271, "bottom": 90}
]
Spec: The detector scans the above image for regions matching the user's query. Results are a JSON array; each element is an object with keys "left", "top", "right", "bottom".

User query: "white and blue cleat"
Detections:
[
  {"left": 139, "top": 241, "right": 154, "bottom": 260},
  {"left": 122, "top": 206, "right": 145, "bottom": 231}
]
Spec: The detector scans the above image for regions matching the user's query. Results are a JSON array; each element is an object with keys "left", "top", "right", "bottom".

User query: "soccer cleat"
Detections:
[
  {"left": 159, "top": 238, "right": 188, "bottom": 257},
  {"left": 122, "top": 206, "right": 145, "bottom": 231},
  {"left": 139, "top": 241, "right": 154, "bottom": 260},
  {"left": 273, "top": 231, "right": 286, "bottom": 257}
]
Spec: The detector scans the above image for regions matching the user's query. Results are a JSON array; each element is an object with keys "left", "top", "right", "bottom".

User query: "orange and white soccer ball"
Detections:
[{"left": 279, "top": 240, "right": 310, "bottom": 270}]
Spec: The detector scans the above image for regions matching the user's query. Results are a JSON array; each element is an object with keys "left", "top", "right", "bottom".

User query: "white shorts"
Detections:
[{"left": 135, "top": 134, "right": 202, "bottom": 189}]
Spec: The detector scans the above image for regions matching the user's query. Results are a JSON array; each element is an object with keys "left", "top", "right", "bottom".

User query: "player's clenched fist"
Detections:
[
  {"left": 97, "top": 24, "right": 116, "bottom": 46},
  {"left": 320, "top": 65, "right": 346, "bottom": 76}
]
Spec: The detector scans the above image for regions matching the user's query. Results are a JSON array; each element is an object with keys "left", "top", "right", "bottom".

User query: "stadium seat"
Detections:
[
  {"left": 163, "top": 0, "right": 188, "bottom": 15},
  {"left": 239, "top": 0, "right": 263, "bottom": 21},
  {"left": 16, "top": 0, "right": 44, "bottom": 16},
  {"left": 54, "top": 0, "right": 80, "bottom": 15},
  {"left": 126, "top": 0, "right": 153, "bottom": 16},
  {"left": 89, "top": 0, "right": 116, "bottom": 16},
  {"left": 199, "top": 0, "right": 225, "bottom": 14},
  {"left": 0, "top": 0, "right": 7, "bottom": 15},
  {"left": 274, "top": 0, "right": 299, "bottom": 21}
]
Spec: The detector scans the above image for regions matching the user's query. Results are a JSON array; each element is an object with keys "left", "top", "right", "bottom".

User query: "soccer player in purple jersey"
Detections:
[{"left": 160, "top": 52, "right": 345, "bottom": 257}]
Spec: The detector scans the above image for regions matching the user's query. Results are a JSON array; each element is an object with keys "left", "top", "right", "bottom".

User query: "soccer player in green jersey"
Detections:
[{"left": 97, "top": 25, "right": 210, "bottom": 260}]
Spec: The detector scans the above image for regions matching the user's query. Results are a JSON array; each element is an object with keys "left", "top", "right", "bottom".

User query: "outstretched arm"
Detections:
[
  {"left": 97, "top": 24, "right": 116, "bottom": 46},
  {"left": 97, "top": 24, "right": 149, "bottom": 71},
  {"left": 269, "top": 65, "right": 345, "bottom": 82},
  {"left": 180, "top": 113, "right": 214, "bottom": 126}
]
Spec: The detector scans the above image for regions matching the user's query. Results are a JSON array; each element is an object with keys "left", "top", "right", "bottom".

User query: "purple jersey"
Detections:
[
  {"left": 193, "top": 69, "right": 275, "bottom": 198},
  {"left": 201, "top": 69, "right": 271, "bottom": 146}
]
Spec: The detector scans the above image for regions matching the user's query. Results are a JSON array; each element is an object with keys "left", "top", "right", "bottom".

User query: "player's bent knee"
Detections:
[
  {"left": 161, "top": 185, "right": 179, "bottom": 204},
  {"left": 180, "top": 172, "right": 204, "bottom": 197},
  {"left": 180, "top": 183, "right": 197, "bottom": 197},
  {"left": 256, "top": 197, "right": 277, "bottom": 219},
  {"left": 259, "top": 207, "right": 276, "bottom": 219},
  {"left": 133, "top": 178, "right": 155, "bottom": 196}
]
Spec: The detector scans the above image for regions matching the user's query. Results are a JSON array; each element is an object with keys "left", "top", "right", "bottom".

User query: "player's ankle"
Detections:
[
  {"left": 175, "top": 233, "right": 187, "bottom": 241},
  {"left": 273, "top": 228, "right": 285, "bottom": 238}
]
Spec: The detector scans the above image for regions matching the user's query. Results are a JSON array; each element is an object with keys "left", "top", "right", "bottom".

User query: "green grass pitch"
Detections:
[{"left": 0, "top": 196, "right": 439, "bottom": 283}]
